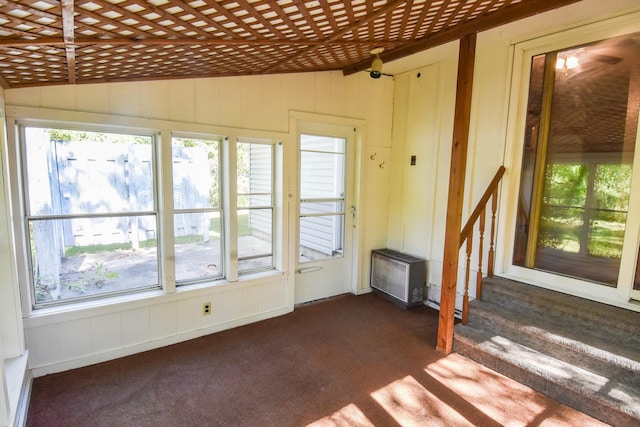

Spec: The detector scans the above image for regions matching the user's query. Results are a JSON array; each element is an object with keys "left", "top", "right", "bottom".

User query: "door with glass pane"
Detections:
[
  {"left": 512, "top": 31, "right": 640, "bottom": 301},
  {"left": 295, "top": 125, "right": 355, "bottom": 304}
]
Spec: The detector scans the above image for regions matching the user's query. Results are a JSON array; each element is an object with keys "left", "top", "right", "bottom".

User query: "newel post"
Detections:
[{"left": 436, "top": 32, "right": 477, "bottom": 354}]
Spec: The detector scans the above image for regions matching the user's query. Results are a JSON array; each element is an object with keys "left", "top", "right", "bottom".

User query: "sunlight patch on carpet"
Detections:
[
  {"left": 426, "top": 354, "right": 608, "bottom": 426},
  {"left": 371, "top": 375, "right": 469, "bottom": 426},
  {"left": 307, "top": 403, "right": 374, "bottom": 427}
]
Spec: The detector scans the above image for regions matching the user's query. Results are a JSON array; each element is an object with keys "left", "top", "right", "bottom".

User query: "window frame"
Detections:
[
  {"left": 6, "top": 110, "right": 286, "bottom": 313},
  {"left": 236, "top": 138, "right": 276, "bottom": 275},
  {"left": 500, "top": 12, "right": 640, "bottom": 304},
  {"left": 171, "top": 133, "right": 226, "bottom": 286},
  {"left": 18, "top": 122, "right": 162, "bottom": 308}
]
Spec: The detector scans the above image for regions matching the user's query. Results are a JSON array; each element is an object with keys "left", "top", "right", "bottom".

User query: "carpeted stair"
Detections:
[{"left": 453, "top": 276, "right": 640, "bottom": 427}]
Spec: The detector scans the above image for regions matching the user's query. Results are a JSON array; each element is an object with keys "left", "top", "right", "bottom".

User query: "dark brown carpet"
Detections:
[{"left": 27, "top": 293, "right": 606, "bottom": 426}]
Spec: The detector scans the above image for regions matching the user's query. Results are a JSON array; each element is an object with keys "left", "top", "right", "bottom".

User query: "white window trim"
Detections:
[
  {"left": 5, "top": 106, "right": 288, "bottom": 315},
  {"left": 498, "top": 11, "right": 640, "bottom": 309},
  {"left": 236, "top": 138, "right": 277, "bottom": 275}
]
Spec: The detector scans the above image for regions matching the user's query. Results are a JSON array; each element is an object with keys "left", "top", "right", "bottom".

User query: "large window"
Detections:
[
  {"left": 19, "top": 124, "right": 279, "bottom": 308},
  {"left": 22, "top": 127, "right": 159, "bottom": 305}
]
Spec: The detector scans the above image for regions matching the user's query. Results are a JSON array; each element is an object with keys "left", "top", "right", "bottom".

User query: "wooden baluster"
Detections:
[
  {"left": 488, "top": 188, "right": 498, "bottom": 278},
  {"left": 463, "top": 234, "right": 473, "bottom": 325},
  {"left": 477, "top": 206, "right": 485, "bottom": 300}
]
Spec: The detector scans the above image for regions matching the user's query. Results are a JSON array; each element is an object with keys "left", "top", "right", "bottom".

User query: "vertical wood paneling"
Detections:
[
  {"left": 121, "top": 308, "right": 150, "bottom": 347},
  {"left": 223, "top": 289, "right": 244, "bottom": 322},
  {"left": 403, "top": 66, "right": 440, "bottom": 258},
  {"left": 140, "top": 81, "right": 170, "bottom": 120},
  {"left": 176, "top": 298, "right": 201, "bottom": 333},
  {"left": 58, "top": 320, "right": 91, "bottom": 362},
  {"left": 149, "top": 303, "right": 177, "bottom": 340},
  {"left": 262, "top": 280, "right": 286, "bottom": 312},
  {"left": 360, "top": 145, "right": 392, "bottom": 290},
  {"left": 90, "top": 313, "right": 122, "bottom": 353},
  {"left": 194, "top": 78, "right": 221, "bottom": 125},
  {"left": 240, "top": 76, "right": 262, "bottom": 130},
  {"left": 109, "top": 82, "right": 141, "bottom": 117},
  {"left": 25, "top": 326, "right": 60, "bottom": 367},
  {"left": 431, "top": 60, "right": 458, "bottom": 265},
  {"left": 286, "top": 73, "right": 317, "bottom": 113},
  {"left": 168, "top": 80, "right": 195, "bottom": 123},
  {"left": 260, "top": 74, "right": 287, "bottom": 131},
  {"left": 218, "top": 76, "right": 243, "bottom": 128},
  {"left": 387, "top": 73, "right": 410, "bottom": 250},
  {"left": 315, "top": 72, "right": 334, "bottom": 114},
  {"left": 41, "top": 85, "right": 76, "bottom": 111},
  {"left": 243, "top": 286, "right": 263, "bottom": 317},
  {"left": 77, "top": 84, "right": 109, "bottom": 113},
  {"left": 342, "top": 75, "right": 361, "bottom": 120}
]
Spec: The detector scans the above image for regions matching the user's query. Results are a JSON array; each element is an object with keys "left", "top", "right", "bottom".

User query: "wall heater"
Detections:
[{"left": 370, "top": 249, "right": 426, "bottom": 309}]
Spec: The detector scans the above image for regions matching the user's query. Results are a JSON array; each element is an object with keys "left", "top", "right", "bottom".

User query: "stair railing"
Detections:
[{"left": 459, "top": 166, "right": 505, "bottom": 324}]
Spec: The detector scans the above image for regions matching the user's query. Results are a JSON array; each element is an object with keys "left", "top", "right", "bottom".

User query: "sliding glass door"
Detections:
[{"left": 512, "top": 31, "right": 640, "bottom": 298}]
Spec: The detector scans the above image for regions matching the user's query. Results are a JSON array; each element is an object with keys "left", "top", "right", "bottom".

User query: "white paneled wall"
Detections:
[
  {"left": 386, "top": 49, "right": 458, "bottom": 296},
  {"left": 385, "top": 0, "right": 640, "bottom": 310},
  {"left": 4, "top": 70, "right": 395, "bottom": 377},
  {"left": 25, "top": 277, "right": 288, "bottom": 376}
]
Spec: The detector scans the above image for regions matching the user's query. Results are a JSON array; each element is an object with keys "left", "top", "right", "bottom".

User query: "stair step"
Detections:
[
  {"left": 481, "top": 276, "right": 639, "bottom": 335},
  {"left": 469, "top": 300, "right": 640, "bottom": 366},
  {"left": 454, "top": 326, "right": 640, "bottom": 427},
  {"left": 468, "top": 299, "right": 640, "bottom": 371},
  {"left": 455, "top": 277, "right": 640, "bottom": 427}
]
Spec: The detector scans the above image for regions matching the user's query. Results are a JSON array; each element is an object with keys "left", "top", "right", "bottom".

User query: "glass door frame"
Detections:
[
  {"left": 499, "top": 12, "right": 640, "bottom": 308},
  {"left": 289, "top": 112, "right": 364, "bottom": 305}
]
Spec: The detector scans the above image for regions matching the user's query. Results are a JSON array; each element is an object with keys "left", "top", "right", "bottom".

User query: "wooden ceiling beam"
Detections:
[
  {"left": 0, "top": 74, "right": 9, "bottom": 89},
  {"left": 61, "top": 0, "right": 76, "bottom": 84},
  {"left": 342, "top": 0, "right": 582, "bottom": 76}
]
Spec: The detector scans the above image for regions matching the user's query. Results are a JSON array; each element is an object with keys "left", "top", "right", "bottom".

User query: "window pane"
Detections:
[
  {"left": 172, "top": 137, "right": 220, "bottom": 209},
  {"left": 300, "top": 135, "right": 345, "bottom": 153},
  {"left": 237, "top": 142, "right": 273, "bottom": 208},
  {"left": 238, "top": 208, "right": 273, "bottom": 273},
  {"left": 299, "top": 133, "right": 347, "bottom": 264},
  {"left": 513, "top": 31, "right": 640, "bottom": 287},
  {"left": 174, "top": 211, "right": 222, "bottom": 283},
  {"left": 24, "top": 128, "right": 153, "bottom": 216},
  {"left": 29, "top": 216, "right": 159, "bottom": 304},
  {"left": 300, "top": 151, "right": 345, "bottom": 199},
  {"left": 172, "top": 136, "right": 223, "bottom": 284},
  {"left": 237, "top": 141, "right": 274, "bottom": 273},
  {"left": 299, "top": 214, "right": 344, "bottom": 262}
]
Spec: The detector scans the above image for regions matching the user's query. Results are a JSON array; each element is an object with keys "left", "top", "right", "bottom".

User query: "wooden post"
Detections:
[{"left": 436, "top": 33, "right": 477, "bottom": 354}]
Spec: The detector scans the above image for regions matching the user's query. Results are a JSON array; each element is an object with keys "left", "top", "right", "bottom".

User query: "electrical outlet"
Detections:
[{"left": 202, "top": 302, "right": 211, "bottom": 316}]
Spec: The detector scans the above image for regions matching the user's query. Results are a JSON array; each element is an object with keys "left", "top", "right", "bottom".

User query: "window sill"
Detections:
[{"left": 24, "top": 270, "right": 288, "bottom": 326}]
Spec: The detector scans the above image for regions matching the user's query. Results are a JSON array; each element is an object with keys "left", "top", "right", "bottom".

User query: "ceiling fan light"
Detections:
[{"left": 370, "top": 55, "right": 383, "bottom": 79}]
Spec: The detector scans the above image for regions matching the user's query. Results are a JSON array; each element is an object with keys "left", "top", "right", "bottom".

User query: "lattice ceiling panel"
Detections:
[{"left": 0, "top": 0, "right": 579, "bottom": 88}]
